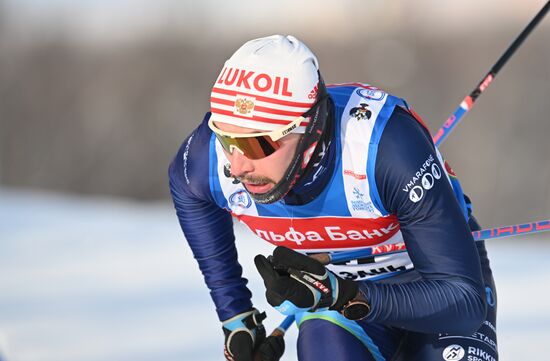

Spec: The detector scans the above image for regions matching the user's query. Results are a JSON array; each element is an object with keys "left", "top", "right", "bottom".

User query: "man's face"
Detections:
[{"left": 215, "top": 122, "right": 302, "bottom": 194}]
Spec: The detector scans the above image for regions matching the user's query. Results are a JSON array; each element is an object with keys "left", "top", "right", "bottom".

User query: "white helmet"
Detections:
[{"left": 210, "top": 35, "right": 320, "bottom": 133}]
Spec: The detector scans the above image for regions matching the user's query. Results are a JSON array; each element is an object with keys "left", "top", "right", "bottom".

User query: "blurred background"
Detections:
[{"left": 0, "top": 1, "right": 549, "bottom": 360}]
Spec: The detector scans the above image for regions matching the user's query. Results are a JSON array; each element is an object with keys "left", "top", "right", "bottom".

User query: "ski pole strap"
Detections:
[
  {"left": 433, "top": 0, "right": 550, "bottom": 146},
  {"left": 286, "top": 267, "right": 335, "bottom": 311}
]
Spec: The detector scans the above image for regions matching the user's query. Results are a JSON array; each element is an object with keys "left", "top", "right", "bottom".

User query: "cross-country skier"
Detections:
[{"left": 169, "top": 35, "right": 498, "bottom": 361}]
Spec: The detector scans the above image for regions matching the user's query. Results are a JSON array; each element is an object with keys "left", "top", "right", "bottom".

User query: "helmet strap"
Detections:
[{"left": 249, "top": 77, "right": 329, "bottom": 204}]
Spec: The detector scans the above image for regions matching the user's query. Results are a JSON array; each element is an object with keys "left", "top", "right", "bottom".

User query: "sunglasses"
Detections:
[{"left": 208, "top": 114, "right": 306, "bottom": 160}]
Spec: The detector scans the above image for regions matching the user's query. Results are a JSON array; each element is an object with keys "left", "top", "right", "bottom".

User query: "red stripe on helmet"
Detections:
[
  {"left": 212, "top": 87, "right": 314, "bottom": 108},
  {"left": 211, "top": 97, "right": 304, "bottom": 117},
  {"left": 211, "top": 107, "right": 310, "bottom": 126}
]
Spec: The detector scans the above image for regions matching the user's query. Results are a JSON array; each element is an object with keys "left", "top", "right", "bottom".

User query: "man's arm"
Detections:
[
  {"left": 168, "top": 117, "right": 253, "bottom": 321},
  {"left": 363, "top": 106, "right": 486, "bottom": 334}
]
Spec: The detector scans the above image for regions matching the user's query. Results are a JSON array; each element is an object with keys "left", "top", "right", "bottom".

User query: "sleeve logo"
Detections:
[{"left": 402, "top": 154, "right": 442, "bottom": 203}]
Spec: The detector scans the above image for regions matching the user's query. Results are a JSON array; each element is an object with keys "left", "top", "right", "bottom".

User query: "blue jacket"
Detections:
[{"left": 169, "top": 85, "right": 486, "bottom": 334}]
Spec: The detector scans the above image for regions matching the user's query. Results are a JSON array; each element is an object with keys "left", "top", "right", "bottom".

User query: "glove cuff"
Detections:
[
  {"left": 222, "top": 308, "right": 266, "bottom": 331},
  {"left": 330, "top": 278, "right": 358, "bottom": 311},
  {"left": 222, "top": 309, "right": 267, "bottom": 360}
]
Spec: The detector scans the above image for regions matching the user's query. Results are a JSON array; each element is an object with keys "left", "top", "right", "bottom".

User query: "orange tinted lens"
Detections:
[{"left": 215, "top": 134, "right": 280, "bottom": 159}]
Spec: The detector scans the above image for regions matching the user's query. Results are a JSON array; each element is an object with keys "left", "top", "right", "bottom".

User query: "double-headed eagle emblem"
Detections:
[{"left": 235, "top": 98, "right": 255, "bottom": 115}]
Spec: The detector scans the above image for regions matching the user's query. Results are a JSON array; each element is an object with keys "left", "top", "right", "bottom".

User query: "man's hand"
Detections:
[
  {"left": 254, "top": 246, "right": 358, "bottom": 315},
  {"left": 222, "top": 309, "right": 284, "bottom": 361},
  {"left": 222, "top": 309, "right": 264, "bottom": 361},
  {"left": 257, "top": 333, "right": 285, "bottom": 361}
]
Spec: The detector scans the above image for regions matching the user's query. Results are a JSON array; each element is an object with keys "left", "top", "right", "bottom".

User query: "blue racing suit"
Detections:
[{"left": 169, "top": 84, "right": 498, "bottom": 360}]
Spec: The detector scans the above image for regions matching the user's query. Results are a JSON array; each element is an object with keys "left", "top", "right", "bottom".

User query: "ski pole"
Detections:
[
  {"left": 313, "top": 219, "right": 550, "bottom": 265},
  {"left": 471, "top": 219, "right": 550, "bottom": 241},
  {"left": 272, "top": 314, "right": 295, "bottom": 336},
  {"left": 433, "top": 0, "right": 550, "bottom": 147}
]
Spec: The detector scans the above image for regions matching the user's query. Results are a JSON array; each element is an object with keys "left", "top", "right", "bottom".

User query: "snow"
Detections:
[{"left": 0, "top": 188, "right": 548, "bottom": 361}]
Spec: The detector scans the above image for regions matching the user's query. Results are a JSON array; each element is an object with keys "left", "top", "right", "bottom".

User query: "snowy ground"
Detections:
[{"left": 0, "top": 188, "right": 549, "bottom": 361}]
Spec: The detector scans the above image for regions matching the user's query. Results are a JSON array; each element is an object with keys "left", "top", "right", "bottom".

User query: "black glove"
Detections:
[
  {"left": 222, "top": 309, "right": 284, "bottom": 361},
  {"left": 257, "top": 334, "right": 285, "bottom": 361},
  {"left": 254, "top": 246, "right": 358, "bottom": 315}
]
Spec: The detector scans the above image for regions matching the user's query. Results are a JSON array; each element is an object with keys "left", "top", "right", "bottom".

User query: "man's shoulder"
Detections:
[
  {"left": 380, "top": 106, "right": 434, "bottom": 153},
  {"left": 168, "top": 113, "right": 214, "bottom": 199}
]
